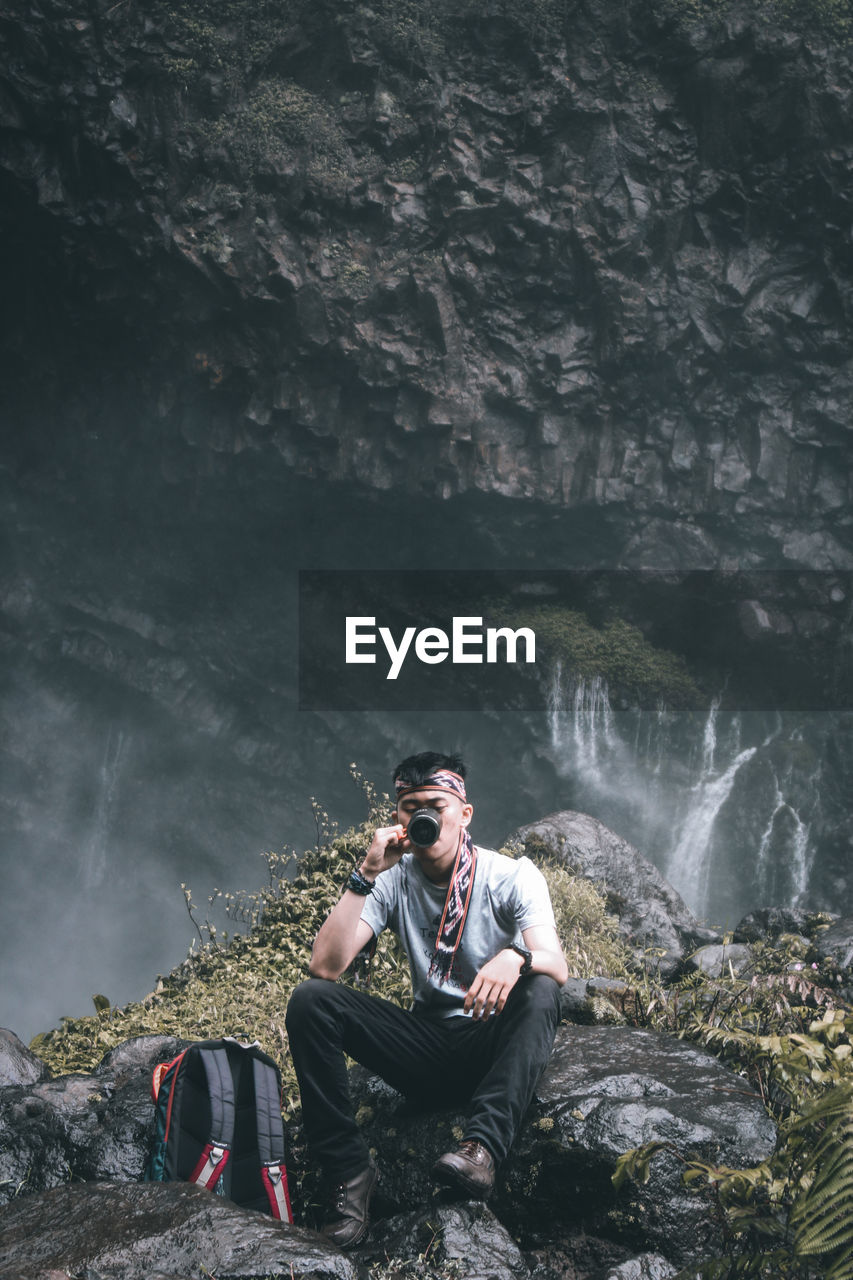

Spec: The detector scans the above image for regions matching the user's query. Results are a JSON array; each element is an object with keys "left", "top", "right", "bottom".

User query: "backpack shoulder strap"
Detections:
[
  {"left": 251, "top": 1053, "right": 293, "bottom": 1222},
  {"left": 188, "top": 1045, "right": 236, "bottom": 1189}
]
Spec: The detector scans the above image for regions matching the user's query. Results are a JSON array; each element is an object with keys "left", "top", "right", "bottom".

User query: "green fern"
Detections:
[{"left": 790, "top": 1083, "right": 853, "bottom": 1277}]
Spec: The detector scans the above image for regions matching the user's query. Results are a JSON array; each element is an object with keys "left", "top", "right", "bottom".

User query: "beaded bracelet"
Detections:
[{"left": 346, "top": 868, "right": 375, "bottom": 896}]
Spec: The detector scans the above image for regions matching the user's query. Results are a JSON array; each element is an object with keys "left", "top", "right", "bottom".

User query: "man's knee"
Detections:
[
  {"left": 529, "top": 972, "right": 563, "bottom": 1008},
  {"left": 285, "top": 976, "right": 340, "bottom": 1035},
  {"left": 510, "top": 974, "right": 562, "bottom": 1025}
]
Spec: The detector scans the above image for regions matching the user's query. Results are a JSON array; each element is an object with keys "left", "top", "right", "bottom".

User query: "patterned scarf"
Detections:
[
  {"left": 394, "top": 769, "right": 477, "bottom": 984},
  {"left": 428, "top": 827, "right": 477, "bottom": 984}
]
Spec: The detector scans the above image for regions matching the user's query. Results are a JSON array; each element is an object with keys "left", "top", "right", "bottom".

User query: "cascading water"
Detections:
[
  {"left": 547, "top": 668, "right": 822, "bottom": 926},
  {"left": 546, "top": 663, "right": 673, "bottom": 855},
  {"left": 750, "top": 729, "right": 818, "bottom": 907},
  {"left": 665, "top": 739, "right": 758, "bottom": 915},
  {"left": 84, "top": 726, "right": 126, "bottom": 886}
]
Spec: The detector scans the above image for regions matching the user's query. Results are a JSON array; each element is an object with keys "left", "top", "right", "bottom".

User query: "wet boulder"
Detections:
[
  {"left": 512, "top": 812, "right": 719, "bottom": 976},
  {"left": 93, "top": 1034, "right": 187, "bottom": 1076},
  {"left": 361, "top": 1200, "right": 667, "bottom": 1280},
  {"left": 592, "top": 1256, "right": 677, "bottom": 1280},
  {"left": 732, "top": 906, "right": 831, "bottom": 943},
  {"left": 364, "top": 1202, "right": 530, "bottom": 1280},
  {"left": 811, "top": 915, "right": 853, "bottom": 999},
  {"left": 351, "top": 1024, "right": 776, "bottom": 1269},
  {"left": 559, "top": 977, "right": 639, "bottom": 1026},
  {"left": 0, "top": 1029, "right": 51, "bottom": 1088},
  {"left": 502, "top": 1026, "right": 775, "bottom": 1265},
  {"left": 0, "top": 1034, "right": 185, "bottom": 1205},
  {"left": 0, "top": 1180, "right": 356, "bottom": 1280},
  {"left": 812, "top": 915, "right": 853, "bottom": 970},
  {"left": 363, "top": 1204, "right": 679, "bottom": 1280},
  {"left": 684, "top": 943, "right": 755, "bottom": 978}
]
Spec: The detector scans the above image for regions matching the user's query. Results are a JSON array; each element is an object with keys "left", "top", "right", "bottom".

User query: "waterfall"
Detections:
[
  {"left": 665, "top": 743, "right": 757, "bottom": 914},
  {"left": 547, "top": 670, "right": 819, "bottom": 924},
  {"left": 549, "top": 664, "right": 617, "bottom": 774},
  {"left": 753, "top": 741, "right": 817, "bottom": 907},
  {"left": 84, "top": 726, "right": 126, "bottom": 886},
  {"left": 547, "top": 665, "right": 668, "bottom": 846},
  {"left": 700, "top": 696, "right": 720, "bottom": 776}
]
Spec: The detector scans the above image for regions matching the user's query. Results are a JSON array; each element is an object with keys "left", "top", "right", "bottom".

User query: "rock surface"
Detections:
[
  {"left": 3, "top": 0, "right": 853, "bottom": 570},
  {"left": 685, "top": 943, "right": 755, "bottom": 978},
  {"left": 507, "top": 1025, "right": 775, "bottom": 1265},
  {"left": 812, "top": 915, "right": 853, "bottom": 1000},
  {"left": 0, "top": 1030, "right": 51, "bottom": 1088},
  {"left": 0, "top": 1034, "right": 184, "bottom": 1206},
  {"left": 351, "top": 1022, "right": 776, "bottom": 1267},
  {"left": 592, "top": 1256, "right": 677, "bottom": 1280},
  {"left": 813, "top": 915, "right": 853, "bottom": 970},
  {"left": 0, "top": 1181, "right": 356, "bottom": 1280},
  {"left": 513, "top": 812, "right": 719, "bottom": 975},
  {"left": 733, "top": 906, "right": 835, "bottom": 943},
  {"left": 364, "top": 1202, "right": 529, "bottom": 1280},
  {"left": 0, "top": 1025, "right": 776, "bottom": 1274},
  {"left": 559, "top": 977, "right": 640, "bottom": 1026},
  {"left": 362, "top": 1202, "right": 678, "bottom": 1280}
]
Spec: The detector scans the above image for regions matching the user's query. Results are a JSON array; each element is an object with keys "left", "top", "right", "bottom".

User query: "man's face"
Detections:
[{"left": 393, "top": 788, "right": 474, "bottom": 880}]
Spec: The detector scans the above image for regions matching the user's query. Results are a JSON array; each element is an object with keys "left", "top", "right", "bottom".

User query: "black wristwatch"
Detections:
[{"left": 509, "top": 943, "right": 533, "bottom": 976}]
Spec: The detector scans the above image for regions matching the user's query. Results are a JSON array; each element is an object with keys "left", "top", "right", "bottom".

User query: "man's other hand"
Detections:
[{"left": 464, "top": 949, "right": 524, "bottom": 1020}]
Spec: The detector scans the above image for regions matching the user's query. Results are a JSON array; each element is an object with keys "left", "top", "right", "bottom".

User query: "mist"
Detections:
[{"left": 3, "top": 472, "right": 847, "bottom": 1043}]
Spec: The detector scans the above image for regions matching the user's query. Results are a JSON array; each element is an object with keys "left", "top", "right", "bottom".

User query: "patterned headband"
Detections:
[{"left": 394, "top": 769, "right": 467, "bottom": 801}]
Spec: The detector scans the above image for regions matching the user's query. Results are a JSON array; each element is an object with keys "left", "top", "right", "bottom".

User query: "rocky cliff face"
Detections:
[{"left": 2, "top": 0, "right": 853, "bottom": 568}]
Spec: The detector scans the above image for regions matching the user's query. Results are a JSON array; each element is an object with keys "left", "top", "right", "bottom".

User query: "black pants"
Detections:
[{"left": 285, "top": 974, "right": 562, "bottom": 1182}]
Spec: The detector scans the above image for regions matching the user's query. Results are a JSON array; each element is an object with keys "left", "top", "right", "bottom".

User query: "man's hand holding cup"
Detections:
[{"left": 360, "top": 824, "right": 408, "bottom": 880}]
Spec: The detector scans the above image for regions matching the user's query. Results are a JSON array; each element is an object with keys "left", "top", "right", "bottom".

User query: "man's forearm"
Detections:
[
  {"left": 495, "top": 946, "right": 568, "bottom": 986},
  {"left": 528, "top": 948, "right": 569, "bottom": 986},
  {"left": 308, "top": 889, "right": 369, "bottom": 981}
]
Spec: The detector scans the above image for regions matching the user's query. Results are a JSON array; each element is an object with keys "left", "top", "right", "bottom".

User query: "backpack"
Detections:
[{"left": 146, "top": 1036, "right": 293, "bottom": 1222}]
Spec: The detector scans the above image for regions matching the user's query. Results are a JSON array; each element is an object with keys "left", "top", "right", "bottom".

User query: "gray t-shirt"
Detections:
[{"left": 359, "top": 847, "right": 556, "bottom": 1019}]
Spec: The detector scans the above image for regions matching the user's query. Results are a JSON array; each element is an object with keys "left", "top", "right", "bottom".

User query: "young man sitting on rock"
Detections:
[{"left": 285, "top": 751, "right": 568, "bottom": 1248}]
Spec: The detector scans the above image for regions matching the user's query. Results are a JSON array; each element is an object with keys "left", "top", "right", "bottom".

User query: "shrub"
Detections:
[{"left": 486, "top": 598, "right": 702, "bottom": 708}]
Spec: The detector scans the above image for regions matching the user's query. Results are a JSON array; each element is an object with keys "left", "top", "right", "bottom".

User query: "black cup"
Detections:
[{"left": 406, "top": 809, "right": 441, "bottom": 848}]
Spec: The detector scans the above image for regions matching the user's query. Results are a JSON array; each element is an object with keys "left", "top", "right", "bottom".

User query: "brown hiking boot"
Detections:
[
  {"left": 321, "top": 1162, "right": 378, "bottom": 1248},
  {"left": 432, "top": 1140, "right": 495, "bottom": 1198}
]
